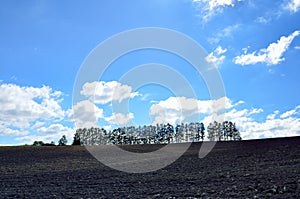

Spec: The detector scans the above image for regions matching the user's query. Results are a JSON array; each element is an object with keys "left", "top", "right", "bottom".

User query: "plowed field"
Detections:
[{"left": 1, "top": 136, "right": 300, "bottom": 198}]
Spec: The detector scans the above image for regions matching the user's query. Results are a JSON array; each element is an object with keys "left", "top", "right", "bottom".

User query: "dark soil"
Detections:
[{"left": 1, "top": 136, "right": 300, "bottom": 198}]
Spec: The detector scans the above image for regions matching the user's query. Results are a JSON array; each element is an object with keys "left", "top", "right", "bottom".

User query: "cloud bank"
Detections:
[
  {"left": 1, "top": 81, "right": 300, "bottom": 144},
  {"left": 150, "top": 96, "right": 300, "bottom": 140},
  {"left": 0, "top": 83, "right": 72, "bottom": 144}
]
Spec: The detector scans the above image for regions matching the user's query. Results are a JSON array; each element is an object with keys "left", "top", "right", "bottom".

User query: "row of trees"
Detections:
[
  {"left": 207, "top": 121, "right": 241, "bottom": 141},
  {"left": 72, "top": 121, "right": 241, "bottom": 146}
]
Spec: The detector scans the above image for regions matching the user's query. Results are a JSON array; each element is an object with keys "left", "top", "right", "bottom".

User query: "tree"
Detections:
[
  {"left": 197, "top": 122, "right": 205, "bottom": 141},
  {"left": 207, "top": 121, "right": 241, "bottom": 141},
  {"left": 32, "top": 141, "right": 44, "bottom": 146},
  {"left": 58, "top": 135, "right": 67, "bottom": 146},
  {"left": 42, "top": 141, "right": 56, "bottom": 146},
  {"left": 232, "top": 123, "right": 242, "bottom": 141},
  {"left": 207, "top": 122, "right": 220, "bottom": 141},
  {"left": 72, "top": 131, "right": 81, "bottom": 145}
]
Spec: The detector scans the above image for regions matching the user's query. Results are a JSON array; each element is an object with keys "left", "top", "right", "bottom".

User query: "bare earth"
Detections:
[{"left": 1, "top": 136, "right": 300, "bottom": 198}]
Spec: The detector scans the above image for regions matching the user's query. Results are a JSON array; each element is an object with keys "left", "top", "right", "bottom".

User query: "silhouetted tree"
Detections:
[
  {"left": 72, "top": 131, "right": 81, "bottom": 145},
  {"left": 232, "top": 123, "right": 242, "bottom": 141},
  {"left": 197, "top": 122, "right": 205, "bottom": 141},
  {"left": 32, "top": 141, "right": 44, "bottom": 146},
  {"left": 42, "top": 141, "right": 56, "bottom": 146},
  {"left": 58, "top": 135, "right": 67, "bottom": 146}
]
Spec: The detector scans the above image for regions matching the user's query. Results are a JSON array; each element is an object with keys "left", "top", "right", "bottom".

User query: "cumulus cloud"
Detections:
[
  {"left": 150, "top": 97, "right": 201, "bottom": 124},
  {"left": 37, "top": 123, "right": 73, "bottom": 134},
  {"left": 240, "top": 114, "right": 300, "bottom": 140},
  {"left": 234, "top": 30, "right": 300, "bottom": 66},
  {"left": 205, "top": 46, "right": 227, "bottom": 67},
  {"left": 0, "top": 83, "right": 77, "bottom": 144},
  {"left": 15, "top": 129, "right": 73, "bottom": 145},
  {"left": 193, "top": 0, "right": 241, "bottom": 22},
  {"left": 76, "top": 81, "right": 138, "bottom": 127},
  {"left": 150, "top": 95, "right": 300, "bottom": 140},
  {"left": 72, "top": 100, "right": 104, "bottom": 128},
  {"left": 80, "top": 81, "right": 139, "bottom": 104},
  {"left": 202, "top": 105, "right": 300, "bottom": 140},
  {"left": 104, "top": 112, "right": 134, "bottom": 126},
  {"left": 150, "top": 96, "right": 232, "bottom": 125},
  {"left": 285, "top": 0, "right": 300, "bottom": 13},
  {"left": 0, "top": 84, "right": 65, "bottom": 125},
  {"left": 19, "top": 123, "right": 75, "bottom": 144},
  {"left": 0, "top": 123, "right": 29, "bottom": 136},
  {"left": 0, "top": 83, "right": 65, "bottom": 135}
]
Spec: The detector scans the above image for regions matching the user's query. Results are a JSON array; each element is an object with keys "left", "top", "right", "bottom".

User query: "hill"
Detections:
[{"left": 0, "top": 136, "right": 300, "bottom": 198}]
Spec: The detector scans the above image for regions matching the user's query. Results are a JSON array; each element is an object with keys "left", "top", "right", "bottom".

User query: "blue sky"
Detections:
[{"left": 1, "top": 0, "right": 300, "bottom": 145}]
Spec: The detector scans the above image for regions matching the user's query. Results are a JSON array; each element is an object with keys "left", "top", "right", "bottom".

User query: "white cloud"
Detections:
[
  {"left": 249, "top": 108, "right": 264, "bottom": 115},
  {"left": 80, "top": 81, "right": 139, "bottom": 104},
  {"left": 72, "top": 98, "right": 134, "bottom": 127},
  {"left": 0, "top": 83, "right": 65, "bottom": 137},
  {"left": 240, "top": 116, "right": 300, "bottom": 140},
  {"left": 266, "top": 110, "right": 280, "bottom": 120},
  {"left": 233, "top": 100, "right": 245, "bottom": 106},
  {"left": 15, "top": 131, "right": 73, "bottom": 145},
  {"left": 295, "top": 46, "right": 300, "bottom": 50},
  {"left": 150, "top": 96, "right": 232, "bottom": 125},
  {"left": 0, "top": 123, "right": 29, "bottom": 136},
  {"left": 202, "top": 105, "right": 300, "bottom": 140},
  {"left": 105, "top": 112, "right": 134, "bottom": 126},
  {"left": 205, "top": 46, "right": 227, "bottom": 67},
  {"left": 20, "top": 123, "right": 75, "bottom": 144},
  {"left": 72, "top": 100, "right": 104, "bottom": 128},
  {"left": 193, "top": 0, "right": 241, "bottom": 22},
  {"left": 15, "top": 135, "right": 56, "bottom": 145},
  {"left": 280, "top": 109, "right": 298, "bottom": 118},
  {"left": 150, "top": 97, "right": 201, "bottom": 124},
  {"left": 285, "top": 0, "right": 300, "bottom": 13},
  {"left": 234, "top": 30, "right": 300, "bottom": 66},
  {"left": 234, "top": 52, "right": 266, "bottom": 66},
  {"left": 38, "top": 123, "right": 73, "bottom": 134},
  {"left": 75, "top": 80, "right": 139, "bottom": 128},
  {"left": 151, "top": 96, "right": 300, "bottom": 140}
]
